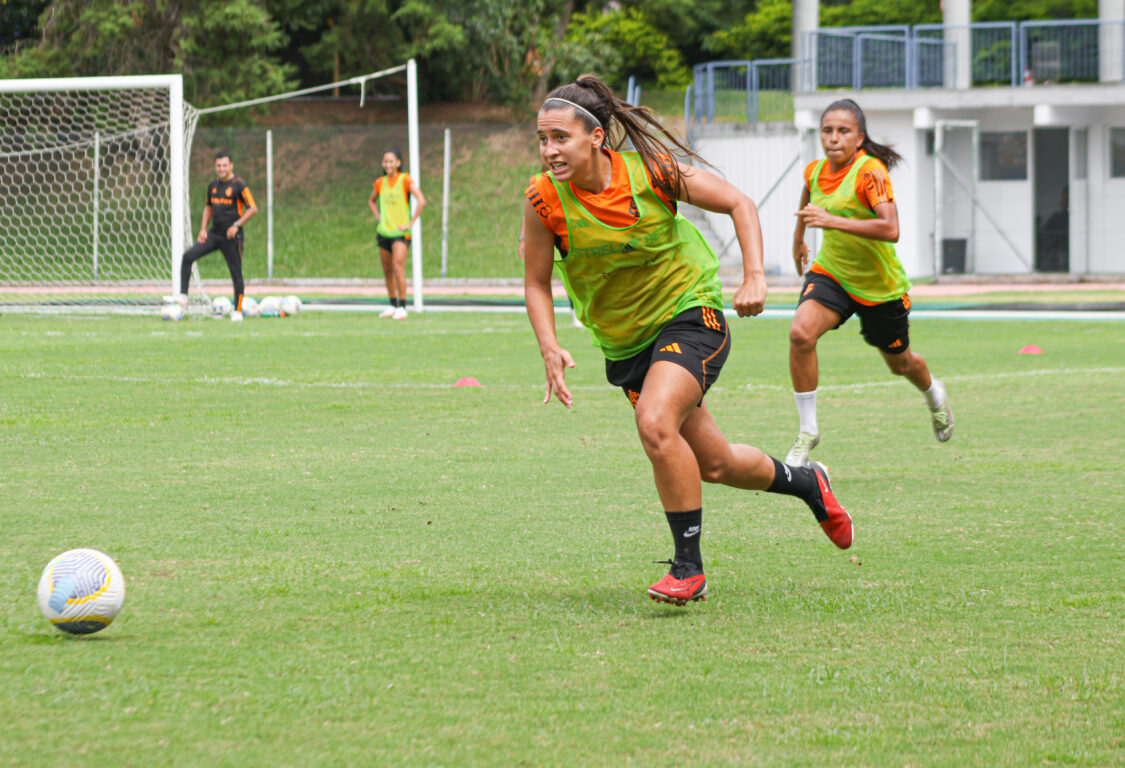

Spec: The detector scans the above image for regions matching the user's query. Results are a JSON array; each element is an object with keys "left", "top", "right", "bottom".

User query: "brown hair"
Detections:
[
  {"left": 821, "top": 99, "right": 903, "bottom": 171},
  {"left": 540, "top": 74, "right": 704, "bottom": 200}
]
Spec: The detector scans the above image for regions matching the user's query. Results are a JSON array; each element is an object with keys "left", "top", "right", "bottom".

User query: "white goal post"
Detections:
[
  {"left": 0, "top": 74, "right": 200, "bottom": 311},
  {"left": 1, "top": 61, "right": 421, "bottom": 313}
]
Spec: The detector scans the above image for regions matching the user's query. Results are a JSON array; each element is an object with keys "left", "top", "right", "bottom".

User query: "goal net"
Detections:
[
  {"left": 0, "top": 75, "right": 200, "bottom": 312},
  {"left": 0, "top": 63, "right": 420, "bottom": 314}
]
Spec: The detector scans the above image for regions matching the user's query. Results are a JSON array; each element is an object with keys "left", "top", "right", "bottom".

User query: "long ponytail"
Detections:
[
  {"left": 540, "top": 75, "right": 705, "bottom": 200},
  {"left": 822, "top": 99, "right": 902, "bottom": 171}
]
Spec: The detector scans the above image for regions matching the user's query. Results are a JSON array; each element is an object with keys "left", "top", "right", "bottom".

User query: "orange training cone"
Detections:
[
  {"left": 1019, "top": 344, "right": 1044, "bottom": 355},
  {"left": 454, "top": 377, "right": 481, "bottom": 387}
]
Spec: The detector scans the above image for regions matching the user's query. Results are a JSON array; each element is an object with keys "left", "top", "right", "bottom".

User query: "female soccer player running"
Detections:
[
  {"left": 785, "top": 99, "right": 953, "bottom": 467},
  {"left": 369, "top": 147, "right": 425, "bottom": 320},
  {"left": 522, "top": 76, "right": 853, "bottom": 607}
]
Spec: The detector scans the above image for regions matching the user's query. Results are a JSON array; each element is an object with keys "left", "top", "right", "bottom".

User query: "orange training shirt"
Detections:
[
  {"left": 803, "top": 150, "right": 894, "bottom": 211},
  {"left": 525, "top": 150, "right": 676, "bottom": 255}
]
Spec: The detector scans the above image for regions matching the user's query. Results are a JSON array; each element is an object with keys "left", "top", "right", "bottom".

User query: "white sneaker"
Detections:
[
  {"left": 230, "top": 311, "right": 243, "bottom": 322},
  {"left": 392, "top": 306, "right": 408, "bottom": 320},
  {"left": 784, "top": 431, "right": 821, "bottom": 467},
  {"left": 162, "top": 293, "right": 189, "bottom": 307},
  {"left": 380, "top": 305, "right": 396, "bottom": 318},
  {"left": 930, "top": 398, "right": 954, "bottom": 442}
]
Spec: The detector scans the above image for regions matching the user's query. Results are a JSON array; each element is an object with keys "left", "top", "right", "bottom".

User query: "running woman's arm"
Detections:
[
  {"left": 677, "top": 162, "right": 766, "bottom": 318},
  {"left": 522, "top": 199, "right": 574, "bottom": 407},
  {"left": 795, "top": 199, "right": 899, "bottom": 242},
  {"left": 792, "top": 185, "right": 811, "bottom": 275}
]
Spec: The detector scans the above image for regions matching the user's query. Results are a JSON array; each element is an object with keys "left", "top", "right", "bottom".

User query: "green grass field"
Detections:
[{"left": 2, "top": 310, "right": 1123, "bottom": 766}]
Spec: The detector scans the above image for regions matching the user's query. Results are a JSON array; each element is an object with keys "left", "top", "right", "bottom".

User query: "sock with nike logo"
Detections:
[
  {"left": 665, "top": 508, "right": 703, "bottom": 570},
  {"left": 766, "top": 457, "right": 817, "bottom": 503}
]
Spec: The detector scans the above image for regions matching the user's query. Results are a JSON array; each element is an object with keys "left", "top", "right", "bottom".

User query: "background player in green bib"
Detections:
[
  {"left": 368, "top": 147, "right": 425, "bottom": 320},
  {"left": 522, "top": 75, "right": 855, "bottom": 607},
  {"left": 786, "top": 99, "right": 954, "bottom": 468}
]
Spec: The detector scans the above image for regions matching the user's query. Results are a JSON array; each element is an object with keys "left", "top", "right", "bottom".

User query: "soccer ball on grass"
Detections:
[
  {"left": 258, "top": 296, "right": 282, "bottom": 317},
  {"left": 37, "top": 548, "right": 126, "bottom": 635},
  {"left": 280, "top": 295, "right": 302, "bottom": 316},
  {"left": 161, "top": 303, "right": 184, "bottom": 321},
  {"left": 211, "top": 296, "right": 233, "bottom": 317}
]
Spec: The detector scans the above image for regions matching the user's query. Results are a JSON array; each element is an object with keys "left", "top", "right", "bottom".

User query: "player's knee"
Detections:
[
  {"left": 634, "top": 407, "right": 675, "bottom": 455},
  {"left": 789, "top": 321, "right": 818, "bottom": 351},
  {"left": 884, "top": 352, "right": 911, "bottom": 375}
]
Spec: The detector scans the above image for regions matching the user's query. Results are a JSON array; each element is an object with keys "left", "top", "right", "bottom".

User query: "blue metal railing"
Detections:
[{"left": 689, "top": 18, "right": 1125, "bottom": 127}]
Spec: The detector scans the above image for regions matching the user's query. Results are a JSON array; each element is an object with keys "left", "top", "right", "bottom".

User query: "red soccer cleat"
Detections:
[
  {"left": 647, "top": 560, "right": 708, "bottom": 606},
  {"left": 808, "top": 461, "right": 853, "bottom": 549}
]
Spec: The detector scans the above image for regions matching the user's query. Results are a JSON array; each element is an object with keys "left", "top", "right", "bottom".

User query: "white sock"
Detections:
[
  {"left": 923, "top": 379, "right": 945, "bottom": 409},
  {"left": 793, "top": 390, "right": 819, "bottom": 435}
]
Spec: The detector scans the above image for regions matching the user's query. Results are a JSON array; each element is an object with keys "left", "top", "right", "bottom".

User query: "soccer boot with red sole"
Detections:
[
  {"left": 648, "top": 560, "right": 708, "bottom": 606},
  {"left": 807, "top": 461, "right": 853, "bottom": 549}
]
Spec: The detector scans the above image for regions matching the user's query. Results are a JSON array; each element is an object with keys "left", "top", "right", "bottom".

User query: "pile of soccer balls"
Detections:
[{"left": 161, "top": 294, "right": 303, "bottom": 321}]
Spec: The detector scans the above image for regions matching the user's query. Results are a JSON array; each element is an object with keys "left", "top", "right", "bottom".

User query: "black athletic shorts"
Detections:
[
  {"left": 376, "top": 233, "right": 409, "bottom": 252},
  {"left": 798, "top": 270, "right": 912, "bottom": 354},
  {"left": 604, "top": 306, "right": 729, "bottom": 408}
]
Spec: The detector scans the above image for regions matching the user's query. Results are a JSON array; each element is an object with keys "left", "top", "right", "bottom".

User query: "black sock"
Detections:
[
  {"left": 766, "top": 457, "right": 818, "bottom": 502},
  {"left": 392, "top": 297, "right": 401, "bottom": 308},
  {"left": 665, "top": 508, "right": 703, "bottom": 570}
]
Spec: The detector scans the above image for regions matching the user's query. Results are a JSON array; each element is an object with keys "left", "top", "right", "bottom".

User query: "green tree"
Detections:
[
  {"left": 820, "top": 0, "right": 940, "bottom": 27},
  {"left": 176, "top": 0, "right": 296, "bottom": 108},
  {"left": 561, "top": 5, "right": 690, "bottom": 89},
  {"left": 0, "top": 0, "right": 48, "bottom": 50},
  {"left": 971, "top": 0, "right": 1096, "bottom": 21},
  {"left": 704, "top": 0, "right": 793, "bottom": 60},
  {"left": 618, "top": 0, "right": 757, "bottom": 66},
  {"left": 0, "top": 0, "right": 181, "bottom": 78},
  {"left": 265, "top": 0, "right": 408, "bottom": 87},
  {"left": 396, "top": 0, "right": 578, "bottom": 107}
]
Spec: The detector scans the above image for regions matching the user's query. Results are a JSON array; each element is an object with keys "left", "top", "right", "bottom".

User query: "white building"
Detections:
[{"left": 686, "top": 0, "right": 1125, "bottom": 278}]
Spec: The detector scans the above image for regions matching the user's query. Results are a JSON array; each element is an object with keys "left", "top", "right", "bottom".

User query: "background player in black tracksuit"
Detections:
[{"left": 175, "top": 153, "right": 258, "bottom": 312}]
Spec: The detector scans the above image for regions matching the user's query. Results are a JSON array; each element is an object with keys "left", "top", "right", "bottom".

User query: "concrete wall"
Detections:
[{"left": 686, "top": 123, "right": 806, "bottom": 276}]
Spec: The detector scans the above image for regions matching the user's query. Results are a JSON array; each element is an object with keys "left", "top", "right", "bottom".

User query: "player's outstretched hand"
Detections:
[
  {"left": 732, "top": 275, "right": 766, "bottom": 317},
  {"left": 542, "top": 347, "right": 576, "bottom": 407}
]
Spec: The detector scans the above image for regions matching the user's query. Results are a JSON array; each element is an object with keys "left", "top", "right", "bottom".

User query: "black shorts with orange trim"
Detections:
[
  {"left": 376, "top": 233, "right": 409, "bottom": 252},
  {"left": 798, "top": 271, "right": 912, "bottom": 354},
  {"left": 604, "top": 306, "right": 729, "bottom": 408}
]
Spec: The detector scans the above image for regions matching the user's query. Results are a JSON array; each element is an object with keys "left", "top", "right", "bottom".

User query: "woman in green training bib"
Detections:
[
  {"left": 522, "top": 75, "right": 854, "bottom": 608},
  {"left": 368, "top": 147, "right": 426, "bottom": 320},
  {"left": 785, "top": 99, "right": 954, "bottom": 468}
]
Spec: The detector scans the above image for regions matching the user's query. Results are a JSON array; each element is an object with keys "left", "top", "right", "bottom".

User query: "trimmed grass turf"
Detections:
[{"left": 1, "top": 311, "right": 1123, "bottom": 766}]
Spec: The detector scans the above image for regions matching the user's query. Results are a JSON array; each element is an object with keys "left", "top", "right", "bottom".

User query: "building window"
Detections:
[
  {"left": 981, "top": 132, "right": 1028, "bottom": 180},
  {"left": 1110, "top": 128, "right": 1125, "bottom": 178}
]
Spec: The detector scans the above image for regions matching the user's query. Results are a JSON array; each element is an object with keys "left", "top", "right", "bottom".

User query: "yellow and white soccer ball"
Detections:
[
  {"left": 241, "top": 296, "right": 259, "bottom": 317},
  {"left": 161, "top": 302, "right": 185, "bottom": 321},
  {"left": 280, "top": 295, "right": 302, "bottom": 316},
  {"left": 211, "top": 296, "right": 234, "bottom": 317},
  {"left": 258, "top": 296, "right": 282, "bottom": 317},
  {"left": 37, "top": 548, "right": 126, "bottom": 635}
]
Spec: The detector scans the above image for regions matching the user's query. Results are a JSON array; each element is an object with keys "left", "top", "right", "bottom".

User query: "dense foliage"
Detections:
[{"left": 0, "top": 0, "right": 1101, "bottom": 108}]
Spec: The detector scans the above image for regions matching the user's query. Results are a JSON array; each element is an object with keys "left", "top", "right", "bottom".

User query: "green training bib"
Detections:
[
  {"left": 548, "top": 151, "right": 723, "bottom": 360},
  {"left": 810, "top": 155, "right": 910, "bottom": 303}
]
